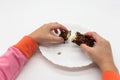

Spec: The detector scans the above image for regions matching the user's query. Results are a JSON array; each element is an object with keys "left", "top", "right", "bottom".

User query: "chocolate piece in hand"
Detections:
[
  {"left": 72, "top": 32, "right": 95, "bottom": 47},
  {"left": 59, "top": 30, "right": 71, "bottom": 42}
]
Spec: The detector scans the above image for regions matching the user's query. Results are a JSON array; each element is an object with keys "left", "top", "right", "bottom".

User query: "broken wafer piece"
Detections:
[
  {"left": 59, "top": 30, "right": 71, "bottom": 42},
  {"left": 72, "top": 32, "right": 95, "bottom": 47}
]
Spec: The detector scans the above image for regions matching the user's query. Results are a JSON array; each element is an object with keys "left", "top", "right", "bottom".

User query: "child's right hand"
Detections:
[{"left": 80, "top": 32, "right": 118, "bottom": 73}]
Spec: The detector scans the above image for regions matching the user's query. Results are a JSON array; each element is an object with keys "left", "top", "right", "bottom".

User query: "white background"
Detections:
[{"left": 0, "top": 0, "right": 120, "bottom": 80}]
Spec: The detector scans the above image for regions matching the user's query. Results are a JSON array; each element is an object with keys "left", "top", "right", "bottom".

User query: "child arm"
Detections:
[
  {"left": 0, "top": 36, "right": 38, "bottom": 80},
  {"left": 0, "top": 22, "right": 67, "bottom": 80}
]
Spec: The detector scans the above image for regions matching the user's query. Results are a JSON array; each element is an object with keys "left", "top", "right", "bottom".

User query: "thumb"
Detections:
[{"left": 80, "top": 44, "right": 92, "bottom": 53}]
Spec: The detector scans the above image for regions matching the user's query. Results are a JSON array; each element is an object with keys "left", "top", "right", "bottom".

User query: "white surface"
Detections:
[
  {"left": 40, "top": 24, "right": 92, "bottom": 68},
  {"left": 0, "top": 0, "right": 120, "bottom": 80}
]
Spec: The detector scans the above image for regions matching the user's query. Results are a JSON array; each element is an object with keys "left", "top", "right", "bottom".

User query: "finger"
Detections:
[
  {"left": 80, "top": 44, "right": 92, "bottom": 53},
  {"left": 49, "top": 35, "right": 64, "bottom": 43},
  {"left": 50, "top": 23, "right": 68, "bottom": 31},
  {"left": 84, "top": 32, "right": 103, "bottom": 42}
]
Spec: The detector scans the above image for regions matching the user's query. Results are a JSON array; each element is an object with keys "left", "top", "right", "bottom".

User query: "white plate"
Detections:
[{"left": 39, "top": 24, "right": 92, "bottom": 68}]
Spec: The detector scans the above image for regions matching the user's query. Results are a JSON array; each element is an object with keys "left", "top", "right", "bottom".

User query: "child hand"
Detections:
[
  {"left": 29, "top": 22, "right": 68, "bottom": 45},
  {"left": 80, "top": 32, "right": 118, "bottom": 73}
]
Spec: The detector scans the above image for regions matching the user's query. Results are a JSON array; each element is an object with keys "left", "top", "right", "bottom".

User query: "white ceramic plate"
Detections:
[{"left": 39, "top": 24, "right": 92, "bottom": 68}]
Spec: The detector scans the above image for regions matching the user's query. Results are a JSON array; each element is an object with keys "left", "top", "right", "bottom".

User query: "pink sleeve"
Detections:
[
  {"left": 0, "top": 47, "right": 27, "bottom": 80},
  {"left": 0, "top": 36, "right": 38, "bottom": 80}
]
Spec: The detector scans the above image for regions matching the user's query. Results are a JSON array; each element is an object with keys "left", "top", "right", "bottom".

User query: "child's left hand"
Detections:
[{"left": 29, "top": 22, "right": 68, "bottom": 45}]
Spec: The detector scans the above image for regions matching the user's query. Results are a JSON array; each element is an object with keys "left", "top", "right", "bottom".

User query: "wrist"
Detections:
[
  {"left": 14, "top": 36, "right": 38, "bottom": 58},
  {"left": 28, "top": 34, "right": 40, "bottom": 45},
  {"left": 99, "top": 62, "right": 119, "bottom": 73}
]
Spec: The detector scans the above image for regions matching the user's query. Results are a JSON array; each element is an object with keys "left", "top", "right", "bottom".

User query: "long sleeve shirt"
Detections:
[{"left": 0, "top": 36, "right": 119, "bottom": 80}]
